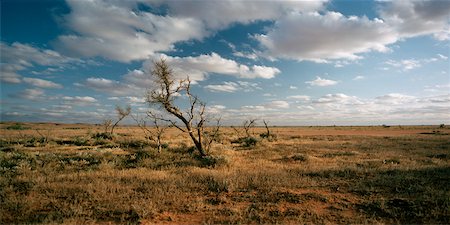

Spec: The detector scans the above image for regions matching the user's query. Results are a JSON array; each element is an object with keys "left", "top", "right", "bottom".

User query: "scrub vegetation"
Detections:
[{"left": 0, "top": 122, "right": 449, "bottom": 224}]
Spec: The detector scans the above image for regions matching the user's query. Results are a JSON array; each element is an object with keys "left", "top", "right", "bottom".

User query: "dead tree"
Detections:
[
  {"left": 262, "top": 120, "right": 270, "bottom": 137},
  {"left": 260, "top": 119, "right": 276, "bottom": 140},
  {"left": 110, "top": 105, "right": 131, "bottom": 135},
  {"left": 243, "top": 119, "right": 257, "bottom": 138},
  {"left": 202, "top": 117, "right": 222, "bottom": 154},
  {"left": 147, "top": 59, "right": 217, "bottom": 157},
  {"left": 131, "top": 112, "right": 167, "bottom": 153},
  {"left": 102, "top": 119, "right": 112, "bottom": 134},
  {"left": 232, "top": 119, "right": 257, "bottom": 138}
]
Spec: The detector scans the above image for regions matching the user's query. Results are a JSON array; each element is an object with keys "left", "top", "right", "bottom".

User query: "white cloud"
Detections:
[
  {"left": 375, "top": 93, "right": 416, "bottom": 105},
  {"left": 353, "top": 75, "right": 365, "bottom": 80},
  {"left": 385, "top": 54, "right": 447, "bottom": 71},
  {"left": 256, "top": 11, "right": 397, "bottom": 61},
  {"left": 55, "top": 0, "right": 206, "bottom": 62},
  {"left": 81, "top": 52, "right": 276, "bottom": 96},
  {"left": 287, "top": 95, "right": 311, "bottom": 101},
  {"left": 266, "top": 100, "right": 290, "bottom": 109},
  {"left": 289, "top": 85, "right": 298, "bottom": 89},
  {"left": 62, "top": 96, "right": 98, "bottom": 105},
  {"left": 241, "top": 100, "right": 289, "bottom": 112},
  {"left": 156, "top": 52, "right": 280, "bottom": 80},
  {"left": 23, "top": 78, "right": 63, "bottom": 89},
  {"left": 206, "top": 105, "right": 227, "bottom": 114},
  {"left": 437, "top": 54, "right": 448, "bottom": 60},
  {"left": 0, "top": 42, "right": 82, "bottom": 83},
  {"left": 125, "top": 96, "right": 146, "bottom": 103},
  {"left": 12, "top": 88, "right": 46, "bottom": 100},
  {"left": 164, "top": 0, "right": 327, "bottom": 29},
  {"left": 204, "top": 81, "right": 260, "bottom": 93},
  {"left": 255, "top": 1, "right": 450, "bottom": 62},
  {"left": 385, "top": 59, "right": 421, "bottom": 71},
  {"left": 306, "top": 76, "right": 339, "bottom": 86},
  {"left": 80, "top": 77, "right": 134, "bottom": 96},
  {"left": 204, "top": 82, "right": 239, "bottom": 93},
  {"left": 313, "top": 93, "right": 362, "bottom": 105},
  {"left": 379, "top": 0, "right": 450, "bottom": 40},
  {"left": 54, "top": 0, "right": 327, "bottom": 63},
  {"left": 52, "top": 0, "right": 329, "bottom": 62}
]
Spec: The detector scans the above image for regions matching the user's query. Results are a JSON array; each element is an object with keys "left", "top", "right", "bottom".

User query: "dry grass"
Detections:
[{"left": 1, "top": 122, "right": 449, "bottom": 224}]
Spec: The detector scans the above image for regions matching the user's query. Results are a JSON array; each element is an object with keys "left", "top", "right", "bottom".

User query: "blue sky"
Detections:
[{"left": 1, "top": 0, "right": 449, "bottom": 125}]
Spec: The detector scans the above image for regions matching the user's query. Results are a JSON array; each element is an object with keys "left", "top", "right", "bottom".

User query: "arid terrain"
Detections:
[{"left": 1, "top": 122, "right": 449, "bottom": 224}]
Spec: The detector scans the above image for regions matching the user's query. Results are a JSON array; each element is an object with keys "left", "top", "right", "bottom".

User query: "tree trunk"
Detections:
[{"left": 188, "top": 132, "right": 206, "bottom": 156}]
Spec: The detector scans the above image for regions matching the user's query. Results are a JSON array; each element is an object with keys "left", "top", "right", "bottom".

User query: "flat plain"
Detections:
[{"left": 1, "top": 122, "right": 449, "bottom": 224}]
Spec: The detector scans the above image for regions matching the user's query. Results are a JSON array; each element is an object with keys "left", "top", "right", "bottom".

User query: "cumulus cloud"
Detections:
[
  {"left": 155, "top": 53, "right": 280, "bottom": 80},
  {"left": 375, "top": 93, "right": 416, "bottom": 105},
  {"left": 23, "top": 78, "right": 63, "bottom": 89},
  {"left": 353, "top": 75, "right": 365, "bottom": 80},
  {"left": 255, "top": 1, "right": 449, "bottom": 61},
  {"left": 0, "top": 42, "right": 82, "bottom": 83},
  {"left": 306, "top": 76, "right": 339, "bottom": 86},
  {"left": 224, "top": 93, "right": 450, "bottom": 125},
  {"left": 80, "top": 52, "right": 278, "bottom": 96},
  {"left": 62, "top": 96, "right": 98, "bottom": 105},
  {"left": 52, "top": 0, "right": 329, "bottom": 62},
  {"left": 204, "top": 81, "right": 260, "bottom": 93},
  {"left": 384, "top": 54, "right": 448, "bottom": 71},
  {"left": 385, "top": 59, "right": 421, "bottom": 71},
  {"left": 12, "top": 88, "right": 46, "bottom": 100},
  {"left": 204, "top": 82, "right": 240, "bottom": 93},
  {"left": 163, "top": 0, "right": 327, "bottom": 29},
  {"left": 287, "top": 95, "right": 311, "bottom": 101},
  {"left": 379, "top": 0, "right": 450, "bottom": 40},
  {"left": 265, "top": 100, "right": 290, "bottom": 109},
  {"left": 54, "top": 0, "right": 206, "bottom": 62},
  {"left": 313, "top": 93, "right": 363, "bottom": 105},
  {"left": 256, "top": 11, "right": 397, "bottom": 61},
  {"left": 78, "top": 77, "right": 134, "bottom": 96},
  {"left": 241, "top": 100, "right": 289, "bottom": 112}
]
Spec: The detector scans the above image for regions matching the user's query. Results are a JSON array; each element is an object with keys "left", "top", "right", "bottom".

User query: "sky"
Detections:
[{"left": 1, "top": 0, "right": 449, "bottom": 126}]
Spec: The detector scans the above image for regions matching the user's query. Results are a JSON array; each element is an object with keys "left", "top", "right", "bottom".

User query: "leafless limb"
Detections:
[
  {"left": 131, "top": 111, "right": 168, "bottom": 153},
  {"left": 110, "top": 105, "right": 131, "bottom": 135},
  {"left": 146, "top": 59, "right": 219, "bottom": 156}
]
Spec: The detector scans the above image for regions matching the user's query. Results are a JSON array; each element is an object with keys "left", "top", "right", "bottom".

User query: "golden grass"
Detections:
[{"left": 1, "top": 122, "right": 449, "bottom": 224}]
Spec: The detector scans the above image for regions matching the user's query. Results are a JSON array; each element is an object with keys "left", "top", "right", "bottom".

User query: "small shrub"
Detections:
[
  {"left": 383, "top": 159, "right": 400, "bottom": 164},
  {"left": 6, "top": 123, "right": 30, "bottom": 130},
  {"left": 92, "top": 132, "right": 113, "bottom": 140},
  {"left": 119, "top": 139, "right": 150, "bottom": 149},
  {"left": 199, "top": 155, "right": 229, "bottom": 168},
  {"left": 279, "top": 154, "right": 308, "bottom": 163},
  {"left": 23, "top": 137, "right": 46, "bottom": 147},
  {"left": 259, "top": 133, "right": 277, "bottom": 141},
  {"left": 202, "top": 175, "right": 229, "bottom": 193},
  {"left": 290, "top": 154, "right": 308, "bottom": 162},
  {"left": 73, "top": 136, "right": 90, "bottom": 146},
  {"left": 161, "top": 143, "right": 169, "bottom": 149},
  {"left": 232, "top": 137, "right": 259, "bottom": 147}
]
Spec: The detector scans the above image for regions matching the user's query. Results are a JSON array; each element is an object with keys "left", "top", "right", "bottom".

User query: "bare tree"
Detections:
[
  {"left": 110, "top": 105, "right": 131, "bottom": 135},
  {"left": 243, "top": 119, "right": 257, "bottom": 138},
  {"left": 262, "top": 120, "right": 271, "bottom": 137},
  {"left": 146, "top": 59, "right": 218, "bottom": 157},
  {"left": 260, "top": 119, "right": 276, "bottom": 140},
  {"left": 202, "top": 117, "right": 222, "bottom": 154},
  {"left": 232, "top": 119, "right": 257, "bottom": 139},
  {"left": 131, "top": 111, "right": 168, "bottom": 153},
  {"left": 102, "top": 119, "right": 112, "bottom": 133}
]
